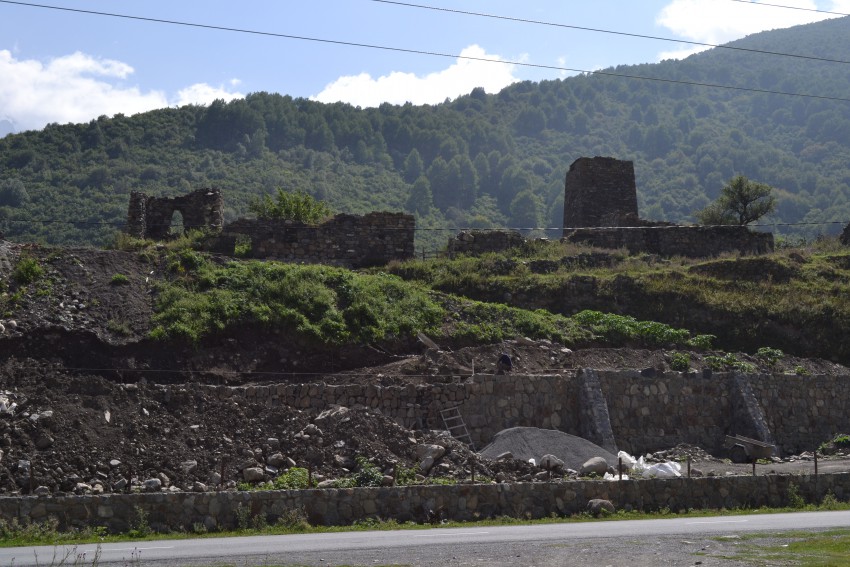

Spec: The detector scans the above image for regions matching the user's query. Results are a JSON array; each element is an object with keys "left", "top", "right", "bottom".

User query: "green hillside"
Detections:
[{"left": 2, "top": 16, "right": 850, "bottom": 250}]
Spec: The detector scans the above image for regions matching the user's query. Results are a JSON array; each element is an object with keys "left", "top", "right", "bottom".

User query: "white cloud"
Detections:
[
  {"left": 311, "top": 45, "right": 518, "bottom": 107},
  {"left": 655, "top": 0, "right": 843, "bottom": 60},
  {"left": 175, "top": 82, "right": 244, "bottom": 107},
  {"left": 0, "top": 50, "right": 243, "bottom": 133}
]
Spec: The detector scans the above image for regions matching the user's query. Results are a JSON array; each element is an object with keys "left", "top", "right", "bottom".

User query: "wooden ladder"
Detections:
[{"left": 440, "top": 406, "right": 475, "bottom": 451}]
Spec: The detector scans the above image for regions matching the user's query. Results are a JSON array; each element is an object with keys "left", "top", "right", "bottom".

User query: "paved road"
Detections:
[{"left": 2, "top": 511, "right": 849, "bottom": 566}]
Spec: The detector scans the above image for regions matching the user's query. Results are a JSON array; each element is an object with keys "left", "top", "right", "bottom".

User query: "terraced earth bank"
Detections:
[{"left": 1, "top": 241, "right": 848, "bottom": 499}]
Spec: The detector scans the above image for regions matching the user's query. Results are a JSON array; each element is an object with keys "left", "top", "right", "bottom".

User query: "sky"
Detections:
[{"left": 1, "top": 0, "right": 850, "bottom": 134}]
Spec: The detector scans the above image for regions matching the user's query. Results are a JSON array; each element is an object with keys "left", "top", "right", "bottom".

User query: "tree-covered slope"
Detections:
[{"left": 2, "top": 16, "right": 850, "bottom": 249}]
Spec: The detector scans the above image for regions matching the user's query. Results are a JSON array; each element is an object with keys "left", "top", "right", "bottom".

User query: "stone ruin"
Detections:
[
  {"left": 125, "top": 188, "right": 414, "bottom": 268},
  {"left": 205, "top": 212, "right": 415, "bottom": 268},
  {"left": 563, "top": 156, "right": 640, "bottom": 228},
  {"left": 562, "top": 156, "right": 774, "bottom": 257},
  {"left": 126, "top": 188, "right": 223, "bottom": 239}
]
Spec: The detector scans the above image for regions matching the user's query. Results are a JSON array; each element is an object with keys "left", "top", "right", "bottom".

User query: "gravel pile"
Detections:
[{"left": 480, "top": 427, "right": 618, "bottom": 471}]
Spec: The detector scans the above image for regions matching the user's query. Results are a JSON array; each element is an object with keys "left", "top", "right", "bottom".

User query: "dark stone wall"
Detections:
[
  {"left": 563, "top": 225, "right": 774, "bottom": 258},
  {"left": 205, "top": 212, "right": 414, "bottom": 268},
  {"left": 563, "top": 157, "right": 638, "bottom": 228},
  {"left": 126, "top": 189, "right": 223, "bottom": 239}
]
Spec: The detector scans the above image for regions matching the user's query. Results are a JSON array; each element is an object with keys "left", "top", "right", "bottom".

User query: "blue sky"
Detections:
[{"left": 1, "top": 0, "right": 849, "bottom": 133}]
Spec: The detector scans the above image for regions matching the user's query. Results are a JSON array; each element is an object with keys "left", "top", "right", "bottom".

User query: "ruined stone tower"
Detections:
[
  {"left": 126, "top": 188, "right": 223, "bottom": 239},
  {"left": 562, "top": 157, "right": 638, "bottom": 229}
]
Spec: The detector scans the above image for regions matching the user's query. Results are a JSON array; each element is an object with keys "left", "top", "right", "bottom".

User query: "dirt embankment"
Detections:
[{"left": 1, "top": 242, "right": 849, "bottom": 501}]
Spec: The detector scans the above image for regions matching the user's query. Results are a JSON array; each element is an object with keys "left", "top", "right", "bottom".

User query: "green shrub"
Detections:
[
  {"left": 271, "top": 467, "right": 311, "bottom": 490},
  {"left": 687, "top": 334, "right": 715, "bottom": 350},
  {"left": 703, "top": 353, "right": 754, "bottom": 373},
  {"left": 352, "top": 457, "right": 384, "bottom": 487},
  {"left": 12, "top": 256, "right": 42, "bottom": 285},
  {"left": 756, "top": 346, "right": 784, "bottom": 366},
  {"left": 249, "top": 188, "right": 332, "bottom": 223},
  {"left": 110, "top": 273, "right": 129, "bottom": 285},
  {"left": 786, "top": 483, "right": 806, "bottom": 509},
  {"left": 669, "top": 351, "right": 691, "bottom": 372}
]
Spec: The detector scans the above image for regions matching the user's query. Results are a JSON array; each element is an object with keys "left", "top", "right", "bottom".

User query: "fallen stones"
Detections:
[
  {"left": 587, "top": 499, "right": 615, "bottom": 516},
  {"left": 539, "top": 454, "right": 565, "bottom": 472},
  {"left": 580, "top": 457, "right": 609, "bottom": 477},
  {"left": 416, "top": 444, "right": 447, "bottom": 474},
  {"left": 242, "top": 467, "right": 265, "bottom": 482}
]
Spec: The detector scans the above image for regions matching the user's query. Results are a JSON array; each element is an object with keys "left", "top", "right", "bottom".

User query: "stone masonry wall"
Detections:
[
  {"left": 192, "top": 370, "right": 850, "bottom": 456},
  {"left": 563, "top": 225, "right": 774, "bottom": 258},
  {"left": 2, "top": 474, "right": 847, "bottom": 532},
  {"left": 126, "top": 189, "right": 223, "bottom": 239},
  {"left": 749, "top": 374, "right": 850, "bottom": 454},
  {"left": 205, "top": 212, "right": 415, "bottom": 268},
  {"left": 563, "top": 157, "right": 638, "bottom": 228}
]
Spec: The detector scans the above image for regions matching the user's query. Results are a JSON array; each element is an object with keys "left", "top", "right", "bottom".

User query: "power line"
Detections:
[
  {"left": 3, "top": 1, "right": 850, "bottom": 103},
  {"left": 2, "top": 218, "right": 847, "bottom": 230},
  {"left": 373, "top": 0, "right": 850, "bottom": 67},
  {"left": 728, "top": 0, "right": 849, "bottom": 17}
]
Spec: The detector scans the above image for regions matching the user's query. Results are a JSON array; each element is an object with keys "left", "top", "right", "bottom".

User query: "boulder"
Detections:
[
  {"left": 242, "top": 467, "right": 265, "bottom": 482},
  {"left": 267, "top": 453, "right": 287, "bottom": 468},
  {"left": 143, "top": 478, "right": 162, "bottom": 492},
  {"left": 580, "top": 457, "right": 609, "bottom": 476},
  {"left": 587, "top": 499, "right": 615, "bottom": 517},
  {"left": 539, "top": 454, "right": 565, "bottom": 471}
]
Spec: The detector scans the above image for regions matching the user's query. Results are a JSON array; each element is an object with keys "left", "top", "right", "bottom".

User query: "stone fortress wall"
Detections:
[
  {"left": 204, "top": 212, "right": 415, "bottom": 268},
  {"left": 126, "top": 189, "right": 415, "bottom": 268},
  {"left": 561, "top": 156, "right": 774, "bottom": 257}
]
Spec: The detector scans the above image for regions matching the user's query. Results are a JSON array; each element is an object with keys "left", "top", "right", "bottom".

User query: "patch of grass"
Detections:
[
  {"left": 110, "top": 273, "right": 130, "bottom": 285},
  {"left": 12, "top": 255, "right": 43, "bottom": 285},
  {"left": 721, "top": 528, "right": 850, "bottom": 566}
]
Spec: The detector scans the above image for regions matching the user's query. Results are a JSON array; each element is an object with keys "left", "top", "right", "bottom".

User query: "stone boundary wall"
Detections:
[
  {"left": 2, "top": 473, "right": 848, "bottom": 533},
  {"left": 193, "top": 370, "right": 850, "bottom": 456},
  {"left": 563, "top": 225, "right": 774, "bottom": 258},
  {"left": 204, "top": 212, "right": 414, "bottom": 268}
]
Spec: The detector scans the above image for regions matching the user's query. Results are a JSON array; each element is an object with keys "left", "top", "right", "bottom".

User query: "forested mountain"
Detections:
[{"left": 3, "top": 16, "right": 850, "bottom": 251}]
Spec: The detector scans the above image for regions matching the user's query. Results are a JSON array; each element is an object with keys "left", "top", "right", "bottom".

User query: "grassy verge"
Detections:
[
  {"left": 716, "top": 528, "right": 850, "bottom": 566},
  {"left": 4, "top": 500, "right": 850, "bottom": 548}
]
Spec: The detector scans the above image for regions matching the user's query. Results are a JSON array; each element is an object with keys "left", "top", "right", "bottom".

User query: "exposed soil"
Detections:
[{"left": 1, "top": 241, "right": 848, "bottom": 503}]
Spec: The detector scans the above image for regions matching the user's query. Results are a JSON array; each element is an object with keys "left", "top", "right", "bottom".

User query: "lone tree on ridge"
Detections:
[{"left": 696, "top": 175, "right": 777, "bottom": 226}]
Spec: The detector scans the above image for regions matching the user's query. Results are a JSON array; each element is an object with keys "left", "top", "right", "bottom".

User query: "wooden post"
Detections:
[
  {"left": 815, "top": 451, "right": 818, "bottom": 476},
  {"left": 471, "top": 456, "right": 475, "bottom": 483},
  {"left": 618, "top": 457, "right": 622, "bottom": 481},
  {"left": 687, "top": 457, "right": 691, "bottom": 478},
  {"left": 752, "top": 459, "right": 756, "bottom": 477},
  {"left": 308, "top": 464, "right": 313, "bottom": 488}
]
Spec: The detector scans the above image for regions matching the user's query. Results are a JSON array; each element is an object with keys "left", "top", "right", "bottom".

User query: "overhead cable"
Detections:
[
  {"left": 2, "top": 1, "right": 850, "bottom": 103},
  {"left": 373, "top": 0, "right": 850, "bottom": 67},
  {"left": 728, "top": 0, "right": 849, "bottom": 17}
]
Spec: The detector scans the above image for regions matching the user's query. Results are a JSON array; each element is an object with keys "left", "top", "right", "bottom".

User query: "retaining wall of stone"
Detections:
[
  {"left": 196, "top": 370, "right": 850, "bottom": 456},
  {"left": 3, "top": 473, "right": 848, "bottom": 533}
]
